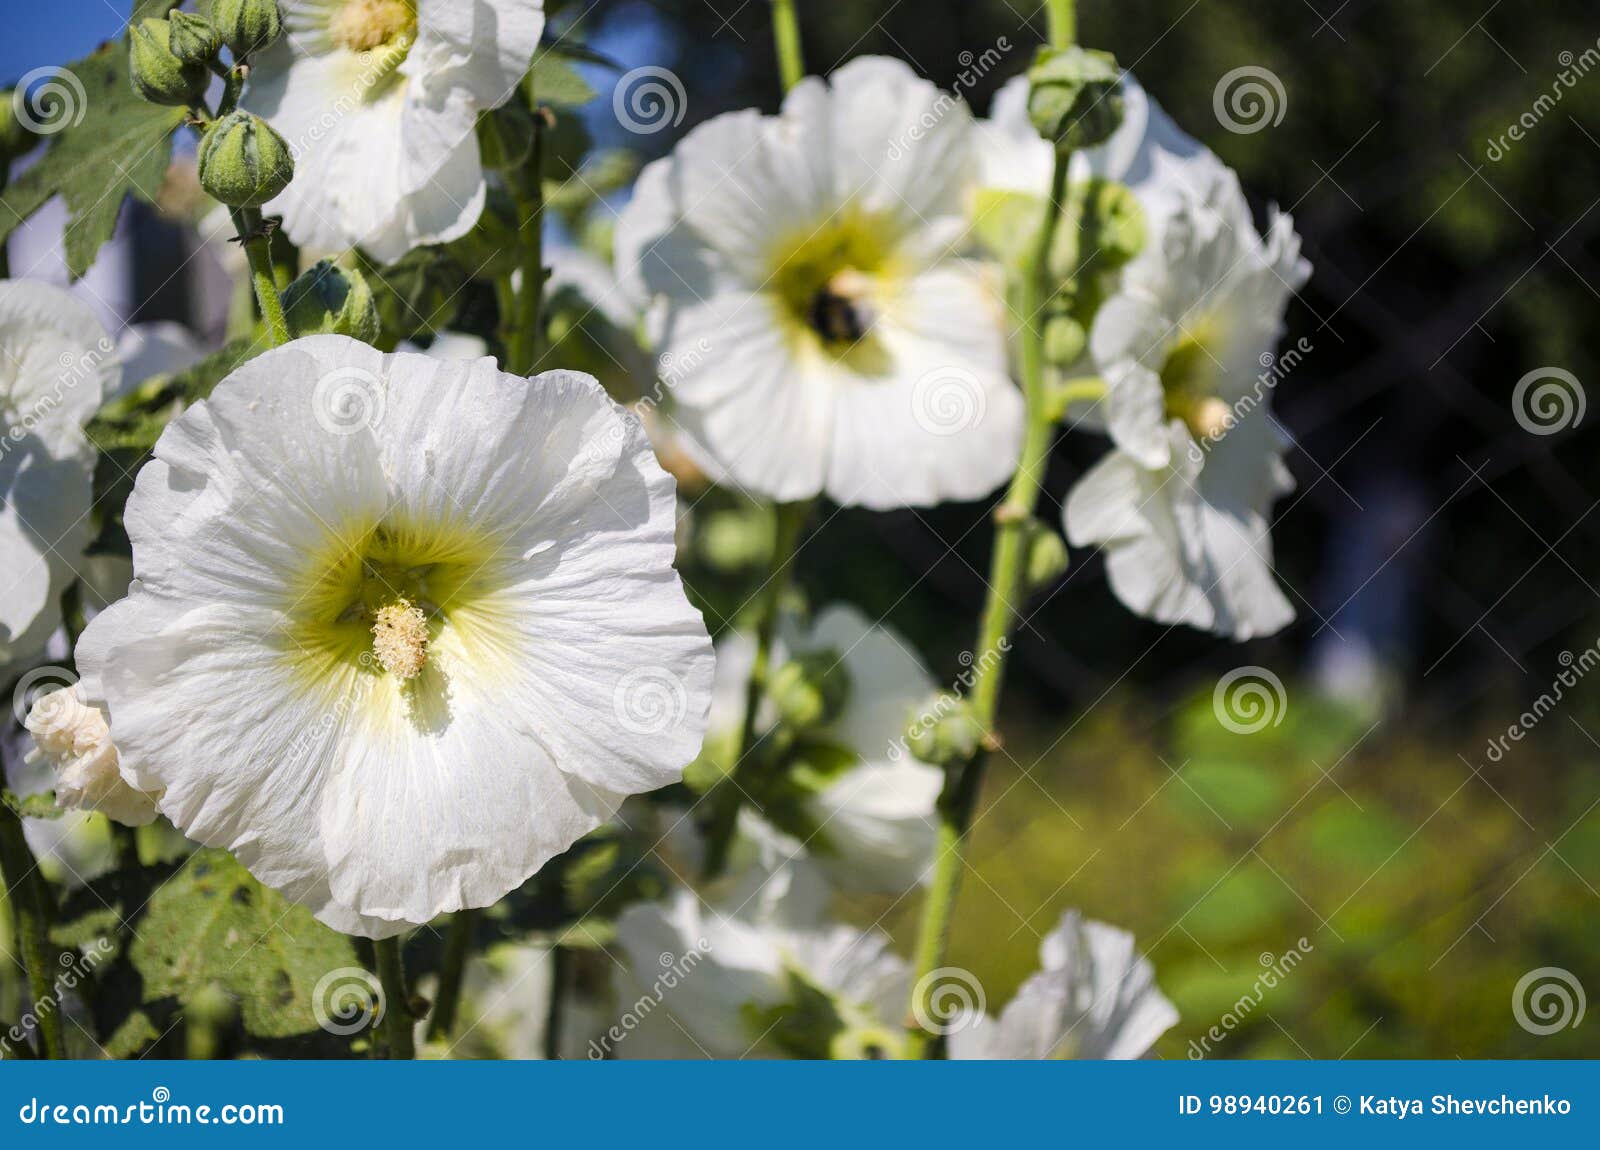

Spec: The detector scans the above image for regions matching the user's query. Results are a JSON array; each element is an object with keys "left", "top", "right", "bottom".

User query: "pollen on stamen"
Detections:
[{"left": 372, "top": 598, "right": 429, "bottom": 681}]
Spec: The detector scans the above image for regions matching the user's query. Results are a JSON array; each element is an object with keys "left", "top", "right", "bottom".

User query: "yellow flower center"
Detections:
[
  {"left": 330, "top": 0, "right": 417, "bottom": 54},
  {"left": 767, "top": 213, "right": 901, "bottom": 369},
  {"left": 1159, "top": 323, "right": 1232, "bottom": 440}
]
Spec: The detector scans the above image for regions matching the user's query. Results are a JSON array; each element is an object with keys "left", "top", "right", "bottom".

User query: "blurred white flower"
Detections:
[
  {"left": 611, "top": 862, "right": 910, "bottom": 1059},
  {"left": 706, "top": 604, "right": 942, "bottom": 894},
  {"left": 0, "top": 280, "right": 117, "bottom": 673},
  {"left": 23, "top": 685, "right": 160, "bottom": 827},
  {"left": 244, "top": 0, "right": 545, "bottom": 262},
  {"left": 74, "top": 335, "right": 713, "bottom": 937},
  {"left": 948, "top": 909, "right": 1178, "bottom": 1059},
  {"left": 615, "top": 56, "right": 1023, "bottom": 509},
  {"left": 980, "top": 72, "right": 1310, "bottom": 639}
]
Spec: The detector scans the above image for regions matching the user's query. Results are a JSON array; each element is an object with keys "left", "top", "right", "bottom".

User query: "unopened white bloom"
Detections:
[
  {"left": 615, "top": 56, "right": 1023, "bottom": 509},
  {"left": 75, "top": 335, "right": 713, "bottom": 937},
  {"left": 0, "top": 281, "right": 117, "bottom": 671},
  {"left": 979, "top": 73, "right": 1310, "bottom": 639},
  {"left": 244, "top": 0, "right": 545, "bottom": 262},
  {"left": 612, "top": 864, "right": 910, "bottom": 1059},
  {"left": 23, "top": 686, "right": 160, "bottom": 827},
  {"left": 949, "top": 909, "right": 1177, "bottom": 1059},
  {"left": 706, "top": 605, "right": 942, "bottom": 894}
]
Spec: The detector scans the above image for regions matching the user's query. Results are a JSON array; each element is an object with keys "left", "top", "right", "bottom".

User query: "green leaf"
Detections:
[
  {"left": 0, "top": 40, "right": 188, "bottom": 278},
  {"left": 130, "top": 849, "right": 359, "bottom": 1040},
  {"left": 529, "top": 51, "right": 597, "bottom": 107},
  {"left": 102, "top": 1010, "right": 161, "bottom": 1059}
]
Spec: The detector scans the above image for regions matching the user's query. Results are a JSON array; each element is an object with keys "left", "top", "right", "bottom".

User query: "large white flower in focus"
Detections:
[
  {"left": 705, "top": 604, "right": 942, "bottom": 894},
  {"left": 244, "top": 0, "right": 545, "bottom": 263},
  {"left": 74, "top": 335, "right": 713, "bottom": 937},
  {"left": 0, "top": 281, "right": 116, "bottom": 673},
  {"left": 614, "top": 56, "right": 1023, "bottom": 509},
  {"left": 980, "top": 74, "right": 1311, "bottom": 639},
  {"left": 949, "top": 909, "right": 1178, "bottom": 1060}
]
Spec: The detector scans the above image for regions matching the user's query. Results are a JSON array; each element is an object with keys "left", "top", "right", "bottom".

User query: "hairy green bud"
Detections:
[
  {"left": 283, "top": 260, "right": 381, "bottom": 342},
  {"left": 1024, "top": 521, "right": 1070, "bottom": 591},
  {"left": 198, "top": 111, "right": 295, "bottom": 207},
  {"left": 1027, "top": 44, "right": 1123, "bottom": 153},
  {"left": 168, "top": 11, "right": 221, "bottom": 67},
  {"left": 905, "top": 695, "right": 984, "bottom": 768},
  {"left": 208, "top": 0, "right": 283, "bottom": 58},
  {"left": 768, "top": 649, "right": 852, "bottom": 733},
  {"left": 1079, "top": 178, "right": 1145, "bottom": 268},
  {"left": 129, "top": 18, "right": 210, "bottom": 107},
  {"left": 1042, "top": 312, "right": 1086, "bottom": 367},
  {"left": 476, "top": 102, "right": 536, "bottom": 172}
]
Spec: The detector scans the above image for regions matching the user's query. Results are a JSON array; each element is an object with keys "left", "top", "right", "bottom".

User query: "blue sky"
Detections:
[{"left": 2, "top": 3, "right": 128, "bottom": 84}]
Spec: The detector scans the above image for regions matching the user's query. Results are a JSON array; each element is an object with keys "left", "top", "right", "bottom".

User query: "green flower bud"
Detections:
[
  {"left": 197, "top": 110, "right": 295, "bottom": 207},
  {"left": 129, "top": 18, "right": 210, "bottom": 107},
  {"left": 1079, "top": 178, "right": 1145, "bottom": 268},
  {"left": 168, "top": 11, "right": 221, "bottom": 67},
  {"left": 1024, "top": 522, "right": 1070, "bottom": 590},
  {"left": 1026, "top": 44, "right": 1124, "bottom": 153},
  {"left": 1043, "top": 312, "right": 1086, "bottom": 367},
  {"left": 768, "top": 649, "right": 852, "bottom": 733},
  {"left": 368, "top": 247, "right": 465, "bottom": 340},
  {"left": 906, "top": 695, "right": 984, "bottom": 768},
  {"left": 207, "top": 0, "right": 282, "bottom": 59},
  {"left": 699, "top": 508, "right": 775, "bottom": 572},
  {"left": 476, "top": 102, "right": 536, "bottom": 172},
  {"left": 283, "top": 260, "right": 381, "bottom": 343},
  {"left": 0, "top": 91, "right": 33, "bottom": 164}
]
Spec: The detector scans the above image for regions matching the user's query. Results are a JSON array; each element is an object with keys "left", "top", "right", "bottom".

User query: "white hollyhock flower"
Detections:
[
  {"left": 23, "top": 686, "right": 160, "bottom": 827},
  {"left": 74, "top": 335, "right": 712, "bottom": 937},
  {"left": 1064, "top": 159, "right": 1309, "bottom": 639},
  {"left": 614, "top": 56, "right": 1023, "bottom": 509},
  {"left": 244, "top": 0, "right": 545, "bottom": 263},
  {"left": 611, "top": 867, "right": 910, "bottom": 1059},
  {"left": 979, "top": 72, "right": 1309, "bottom": 639},
  {"left": 949, "top": 909, "right": 1177, "bottom": 1059},
  {"left": 705, "top": 604, "right": 942, "bottom": 893},
  {"left": 0, "top": 281, "right": 118, "bottom": 673}
]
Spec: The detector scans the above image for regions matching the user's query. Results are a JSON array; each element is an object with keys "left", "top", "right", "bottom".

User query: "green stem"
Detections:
[
  {"left": 373, "top": 936, "right": 415, "bottom": 1059},
  {"left": 0, "top": 802, "right": 64, "bottom": 1059},
  {"left": 230, "top": 206, "right": 289, "bottom": 346},
  {"left": 425, "top": 909, "right": 475, "bottom": 1043},
  {"left": 905, "top": 148, "right": 1075, "bottom": 1061},
  {"left": 543, "top": 943, "right": 568, "bottom": 1059},
  {"left": 1046, "top": 0, "right": 1077, "bottom": 47},
  {"left": 770, "top": 0, "right": 805, "bottom": 93}
]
